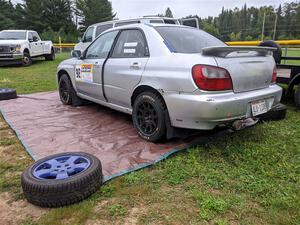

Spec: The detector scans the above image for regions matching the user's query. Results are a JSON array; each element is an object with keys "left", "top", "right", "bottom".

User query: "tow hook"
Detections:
[{"left": 232, "top": 118, "right": 259, "bottom": 131}]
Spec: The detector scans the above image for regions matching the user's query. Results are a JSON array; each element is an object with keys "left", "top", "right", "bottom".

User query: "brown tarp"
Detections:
[{"left": 0, "top": 92, "right": 224, "bottom": 181}]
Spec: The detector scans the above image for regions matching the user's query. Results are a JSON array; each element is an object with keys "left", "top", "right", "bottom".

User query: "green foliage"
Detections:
[
  {"left": 75, "top": 0, "right": 115, "bottom": 31},
  {"left": 0, "top": 0, "right": 18, "bottom": 30},
  {"left": 201, "top": 21, "right": 220, "bottom": 37},
  {"left": 107, "top": 204, "right": 127, "bottom": 217}
]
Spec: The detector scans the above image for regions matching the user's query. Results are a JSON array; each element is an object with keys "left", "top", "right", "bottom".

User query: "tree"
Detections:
[
  {"left": 75, "top": 0, "right": 115, "bottom": 31},
  {"left": 22, "top": 0, "right": 46, "bottom": 33},
  {"left": 43, "top": 0, "right": 76, "bottom": 33},
  {"left": 165, "top": 7, "right": 173, "bottom": 18},
  {"left": 0, "top": 0, "right": 17, "bottom": 30}
]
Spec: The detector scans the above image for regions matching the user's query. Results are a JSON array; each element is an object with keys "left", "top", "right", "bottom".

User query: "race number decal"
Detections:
[{"left": 75, "top": 64, "right": 93, "bottom": 83}]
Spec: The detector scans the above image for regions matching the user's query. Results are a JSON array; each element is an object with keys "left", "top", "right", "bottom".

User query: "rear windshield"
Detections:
[
  {"left": 0, "top": 31, "right": 26, "bottom": 40},
  {"left": 155, "top": 26, "right": 226, "bottom": 53}
]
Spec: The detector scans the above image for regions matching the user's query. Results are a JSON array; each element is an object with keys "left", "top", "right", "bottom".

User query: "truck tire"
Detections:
[
  {"left": 59, "top": 74, "right": 84, "bottom": 106},
  {"left": 294, "top": 85, "right": 300, "bottom": 109},
  {"left": 0, "top": 88, "right": 17, "bottom": 100},
  {"left": 21, "top": 152, "right": 103, "bottom": 208},
  {"left": 132, "top": 92, "right": 167, "bottom": 142},
  {"left": 45, "top": 48, "right": 55, "bottom": 61},
  {"left": 259, "top": 40, "right": 282, "bottom": 64},
  {"left": 257, "top": 103, "right": 287, "bottom": 121},
  {"left": 22, "top": 52, "right": 32, "bottom": 66}
]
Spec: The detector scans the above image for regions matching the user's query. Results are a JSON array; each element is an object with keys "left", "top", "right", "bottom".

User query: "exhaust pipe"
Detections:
[{"left": 232, "top": 118, "right": 259, "bottom": 131}]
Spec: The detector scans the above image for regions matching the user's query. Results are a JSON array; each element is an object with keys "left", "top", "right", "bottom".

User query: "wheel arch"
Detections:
[
  {"left": 57, "top": 69, "right": 69, "bottom": 83},
  {"left": 131, "top": 85, "right": 167, "bottom": 108},
  {"left": 23, "top": 48, "right": 30, "bottom": 55}
]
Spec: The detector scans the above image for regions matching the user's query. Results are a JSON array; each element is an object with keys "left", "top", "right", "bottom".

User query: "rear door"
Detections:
[
  {"left": 75, "top": 31, "right": 119, "bottom": 101},
  {"left": 104, "top": 29, "right": 149, "bottom": 108}
]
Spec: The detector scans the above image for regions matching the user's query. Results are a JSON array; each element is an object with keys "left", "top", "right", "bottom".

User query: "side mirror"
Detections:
[
  {"left": 28, "top": 38, "right": 34, "bottom": 42},
  {"left": 77, "top": 37, "right": 82, "bottom": 43},
  {"left": 71, "top": 50, "right": 81, "bottom": 58},
  {"left": 33, "top": 36, "right": 39, "bottom": 42}
]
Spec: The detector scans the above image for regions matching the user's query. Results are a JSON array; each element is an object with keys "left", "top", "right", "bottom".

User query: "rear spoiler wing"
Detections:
[{"left": 202, "top": 46, "right": 276, "bottom": 58}]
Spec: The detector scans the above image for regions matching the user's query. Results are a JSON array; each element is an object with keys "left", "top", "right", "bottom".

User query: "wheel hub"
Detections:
[{"left": 32, "top": 155, "right": 91, "bottom": 180}]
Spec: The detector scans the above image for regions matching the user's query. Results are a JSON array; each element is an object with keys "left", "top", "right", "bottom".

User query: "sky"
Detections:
[{"left": 11, "top": 0, "right": 295, "bottom": 19}]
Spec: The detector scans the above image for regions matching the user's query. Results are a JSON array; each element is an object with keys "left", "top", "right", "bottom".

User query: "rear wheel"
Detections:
[
  {"left": 22, "top": 52, "right": 32, "bottom": 66},
  {"left": 59, "top": 74, "right": 83, "bottom": 106},
  {"left": 132, "top": 92, "right": 166, "bottom": 142},
  {"left": 45, "top": 48, "right": 55, "bottom": 61},
  {"left": 294, "top": 85, "right": 300, "bottom": 109}
]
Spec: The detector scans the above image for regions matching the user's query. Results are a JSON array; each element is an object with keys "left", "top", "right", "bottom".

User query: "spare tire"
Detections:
[
  {"left": 21, "top": 152, "right": 103, "bottom": 208},
  {"left": 259, "top": 40, "right": 282, "bottom": 64},
  {"left": 0, "top": 88, "right": 17, "bottom": 100}
]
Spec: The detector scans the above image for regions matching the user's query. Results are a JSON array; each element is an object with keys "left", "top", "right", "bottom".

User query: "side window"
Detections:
[
  {"left": 150, "top": 19, "right": 164, "bottom": 23},
  {"left": 95, "top": 24, "right": 113, "bottom": 37},
  {"left": 32, "top": 32, "right": 40, "bottom": 41},
  {"left": 114, "top": 21, "right": 140, "bottom": 27},
  {"left": 85, "top": 31, "right": 118, "bottom": 59},
  {"left": 111, "top": 30, "right": 148, "bottom": 58},
  {"left": 163, "top": 19, "right": 176, "bottom": 24},
  {"left": 28, "top": 32, "right": 33, "bottom": 41},
  {"left": 83, "top": 27, "right": 94, "bottom": 42}
]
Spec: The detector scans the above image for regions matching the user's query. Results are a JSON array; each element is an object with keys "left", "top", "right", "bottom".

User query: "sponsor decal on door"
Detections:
[{"left": 75, "top": 64, "right": 94, "bottom": 83}]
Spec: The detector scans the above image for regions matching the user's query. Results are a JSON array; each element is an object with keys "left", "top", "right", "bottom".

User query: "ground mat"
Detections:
[{"left": 0, "top": 91, "right": 227, "bottom": 181}]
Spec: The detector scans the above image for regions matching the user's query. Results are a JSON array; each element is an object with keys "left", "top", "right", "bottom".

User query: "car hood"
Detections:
[{"left": 0, "top": 40, "right": 27, "bottom": 45}]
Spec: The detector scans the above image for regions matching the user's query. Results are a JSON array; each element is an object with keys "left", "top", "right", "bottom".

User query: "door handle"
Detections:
[{"left": 130, "top": 62, "right": 141, "bottom": 69}]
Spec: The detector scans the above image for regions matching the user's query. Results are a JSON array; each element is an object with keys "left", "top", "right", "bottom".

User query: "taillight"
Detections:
[
  {"left": 272, "top": 66, "right": 277, "bottom": 83},
  {"left": 192, "top": 65, "right": 233, "bottom": 91}
]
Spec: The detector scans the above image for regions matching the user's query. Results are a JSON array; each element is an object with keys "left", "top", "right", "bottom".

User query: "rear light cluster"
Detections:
[
  {"left": 192, "top": 65, "right": 233, "bottom": 91},
  {"left": 272, "top": 66, "right": 277, "bottom": 83}
]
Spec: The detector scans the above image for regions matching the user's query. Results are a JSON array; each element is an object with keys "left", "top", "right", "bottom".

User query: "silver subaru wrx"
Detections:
[{"left": 57, "top": 24, "right": 282, "bottom": 142}]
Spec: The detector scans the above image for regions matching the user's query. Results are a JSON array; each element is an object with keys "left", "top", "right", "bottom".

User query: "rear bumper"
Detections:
[
  {"left": 164, "top": 84, "right": 282, "bottom": 130},
  {"left": 0, "top": 53, "right": 23, "bottom": 65}
]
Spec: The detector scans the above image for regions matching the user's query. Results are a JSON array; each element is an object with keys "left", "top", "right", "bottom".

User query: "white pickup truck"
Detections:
[{"left": 0, "top": 30, "right": 55, "bottom": 66}]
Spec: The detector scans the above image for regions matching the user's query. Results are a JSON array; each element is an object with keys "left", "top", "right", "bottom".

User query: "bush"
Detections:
[{"left": 40, "top": 28, "right": 79, "bottom": 43}]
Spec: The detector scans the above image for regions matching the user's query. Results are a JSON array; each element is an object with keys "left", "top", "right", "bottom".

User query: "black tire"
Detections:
[
  {"left": 132, "top": 92, "right": 167, "bottom": 142},
  {"left": 45, "top": 48, "right": 55, "bottom": 61},
  {"left": 22, "top": 51, "right": 32, "bottom": 66},
  {"left": 0, "top": 88, "right": 17, "bottom": 100},
  {"left": 259, "top": 40, "right": 282, "bottom": 64},
  {"left": 21, "top": 152, "right": 103, "bottom": 208},
  {"left": 294, "top": 85, "right": 300, "bottom": 109},
  {"left": 257, "top": 103, "right": 287, "bottom": 121},
  {"left": 59, "top": 74, "right": 83, "bottom": 106}
]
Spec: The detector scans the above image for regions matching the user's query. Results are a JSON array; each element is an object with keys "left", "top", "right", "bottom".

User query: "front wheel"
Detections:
[
  {"left": 22, "top": 52, "right": 32, "bottom": 66},
  {"left": 132, "top": 92, "right": 167, "bottom": 142},
  {"left": 59, "top": 74, "right": 83, "bottom": 106}
]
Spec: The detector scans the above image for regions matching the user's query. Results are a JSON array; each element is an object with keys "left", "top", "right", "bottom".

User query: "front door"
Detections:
[
  {"left": 75, "top": 31, "right": 119, "bottom": 101},
  {"left": 104, "top": 29, "right": 149, "bottom": 108},
  {"left": 28, "top": 32, "right": 41, "bottom": 56}
]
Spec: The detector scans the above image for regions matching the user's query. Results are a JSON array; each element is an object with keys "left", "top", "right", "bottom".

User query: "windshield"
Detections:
[
  {"left": 0, "top": 31, "right": 27, "bottom": 40},
  {"left": 155, "top": 26, "right": 226, "bottom": 53}
]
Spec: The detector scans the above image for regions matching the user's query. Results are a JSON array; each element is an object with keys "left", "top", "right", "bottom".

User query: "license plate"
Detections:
[{"left": 251, "top": 100, "right": 268, "bottom": 116}]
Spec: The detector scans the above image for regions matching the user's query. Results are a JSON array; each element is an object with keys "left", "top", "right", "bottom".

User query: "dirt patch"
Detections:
[
  {"left": 123, "top": 205, "right": 147, "bottom": 225},
  {"left": 0, "top": 192, "right": 47, "bottom": 225}
]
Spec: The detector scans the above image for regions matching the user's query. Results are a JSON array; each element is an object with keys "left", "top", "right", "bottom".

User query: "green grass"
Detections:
[
  {"left": 0, "top": 51, "right": 299, "bottom": 225},
  {"left": 281, "top": 48, "right": 300, "bottom": 65},
  {"left": 0, "top": 53, "right": 70, "bottom": 94}
]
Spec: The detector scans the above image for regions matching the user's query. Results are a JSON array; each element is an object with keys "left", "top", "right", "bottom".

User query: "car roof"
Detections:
[{"left": 1, "top": 30, "right": 34, "bottom": 32}]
